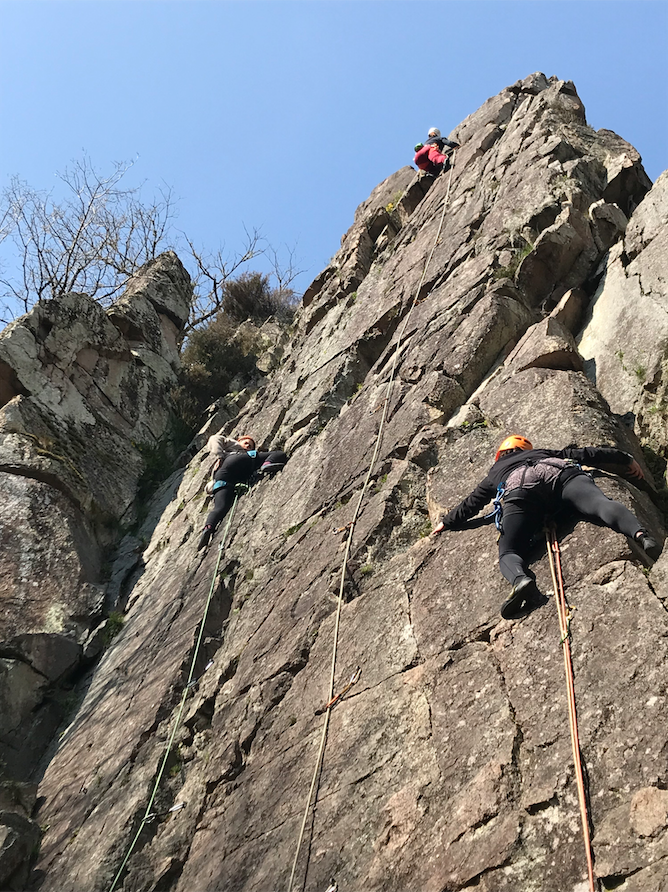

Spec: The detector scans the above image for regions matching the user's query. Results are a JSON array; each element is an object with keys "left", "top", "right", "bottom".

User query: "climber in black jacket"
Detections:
[
  {"left": 197, "top": 433, "right": 287, "bottom": 550},
  {"left": 432, "top": 435, "right": 661, "bottom": 618}
]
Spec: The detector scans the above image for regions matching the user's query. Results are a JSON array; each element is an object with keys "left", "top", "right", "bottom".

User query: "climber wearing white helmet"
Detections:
[
  {"left": 414, "top": 127, "right": 460, "bottom": 175},
  {"left": 425, "top": 127, "right": 459, "bottom": 154}
]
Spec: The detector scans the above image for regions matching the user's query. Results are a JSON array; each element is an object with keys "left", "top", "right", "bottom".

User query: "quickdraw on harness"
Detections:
[{"left": 483, "top": 481, "right": 506, "bottom": 532}]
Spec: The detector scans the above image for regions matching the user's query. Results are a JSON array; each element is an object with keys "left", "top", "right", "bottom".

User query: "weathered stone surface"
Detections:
[
  {"left": 0, "top": 782, "right": 37, "bottom": 818},
  {"left": 0, "top": 474, "right": 104, "bottom": 639},
  {"left": 578, "top": 170, "right": 668, "bottom": 457},
  {"left": 504, "top": 315, "right": 584, "bottom": 373},
  {"left": 2, "top": 633, "right": 81, "bottom": 682},
  {"left": 0, "top": 254, "right": 192, "bottom": 782},
  {"left": 0, "top": 811, "right": 41, "bottom": 890},
  {"left": 549, "top": 286, "right": 590, "bottom": 335},
  {"left": 25, "top": 75, "right": 668, "bottom": 892},
  {"left": 0, "top": 659, "right": 46, "bottom": 734},
  {"left": 119, "top": 251, "right": 192, "bottom": 330}
]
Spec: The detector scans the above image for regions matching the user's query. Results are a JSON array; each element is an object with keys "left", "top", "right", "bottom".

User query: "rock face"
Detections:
[
  {"left": 15, "top": 75, "right": 668, "bottom": 891},
  {"left": 578, "top": 170, "right": 668, "bottom": 445},
  {"left": 0, "top": 253, "right": 191, "bottom": 888}
]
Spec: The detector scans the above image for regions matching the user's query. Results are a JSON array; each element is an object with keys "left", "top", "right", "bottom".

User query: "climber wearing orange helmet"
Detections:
[{"left": 432, "top": 436, "right": 661, "bottom": 618}]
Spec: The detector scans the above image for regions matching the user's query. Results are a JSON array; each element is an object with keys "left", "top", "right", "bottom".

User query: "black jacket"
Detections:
[
  {"left": 440, "top": 446, "right": 634, "bottom": 530},
  {"left": 425, "top": 135, "right": 459, "bottom": 152}
]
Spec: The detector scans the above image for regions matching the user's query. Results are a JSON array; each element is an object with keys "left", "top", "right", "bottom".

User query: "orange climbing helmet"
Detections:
[{"left": 495, "top": 435, "right": 533, "bottom": 462}]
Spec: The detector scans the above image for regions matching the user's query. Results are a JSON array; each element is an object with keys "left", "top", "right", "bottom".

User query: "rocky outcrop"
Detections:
[
  {"left": 15, "top": 76, "right": 668, "bottom": 891},
  {"left": 578, "top": 170, "right": 668, "bottom": 445},
  {"left": 0, "top": 253, "right": 191, "bottom": 888}
]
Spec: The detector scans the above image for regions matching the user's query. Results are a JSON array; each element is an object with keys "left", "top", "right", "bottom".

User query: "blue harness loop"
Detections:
[
  {"left": 483, "top": 481, "right": 506, "bottom": 532},
  {"left": 212, "top": 480, "right": 253, "bottom": 496}
]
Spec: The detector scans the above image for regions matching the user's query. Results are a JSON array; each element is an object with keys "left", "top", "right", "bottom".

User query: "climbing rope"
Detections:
[
  {"left": 545, "top": 525, "right": 597, "bottom": 892},
  {"left": 287, "top": 157, "right": 458, "bottom": 892},
  {"left": 108, "top": 492, "right": 242, "bottom": 892}
]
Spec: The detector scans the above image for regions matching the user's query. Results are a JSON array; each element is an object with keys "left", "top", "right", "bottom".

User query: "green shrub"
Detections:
[
  {"left": 172, "top": 271, "right": 298, "bottom": 432},
  {"left": 172, "top": 313, "right": 259, "bottom": 430},
  {"left": 493, "top": 241, "right": 534, "bottom": 280},
  {"left": 223, "top": 272, "right": 298, "bottom": 324},
  {"left": 102, "top": 611, "right": 125, "bottom": 646}
]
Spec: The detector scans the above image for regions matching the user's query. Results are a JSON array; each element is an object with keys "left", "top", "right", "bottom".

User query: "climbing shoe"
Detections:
[
  {"left": 260, "top": 461, "right": 285, "bottom": 474},
  {"left": 197, "top": 526, "right": 214, "bottom": 551},
  {"left": 636, "top": 531, "right": 661, "bottom": 561},
  {"left": 501, "top": 577, "right": 539, "bottom": 620}
]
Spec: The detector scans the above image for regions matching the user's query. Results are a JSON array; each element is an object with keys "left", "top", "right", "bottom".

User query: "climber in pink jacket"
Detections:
[{"left": 414, "top": 127, "right": 459, "bottom": 175}]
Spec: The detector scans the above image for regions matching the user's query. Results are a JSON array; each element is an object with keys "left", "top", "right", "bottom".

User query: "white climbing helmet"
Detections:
[{"left": 428, "top": 127, "right": 441, "bottom": 138}]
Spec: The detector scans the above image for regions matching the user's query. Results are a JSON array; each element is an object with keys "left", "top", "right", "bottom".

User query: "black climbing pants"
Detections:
[
  {"left": 498, "top": 473, "right": 644, "bottom": 586},
  {"left": 204, "top": 452, "right": 260, "bottom": 530},
  {"left": 204, "top": 450, "right": 287, "bottom": 530}
]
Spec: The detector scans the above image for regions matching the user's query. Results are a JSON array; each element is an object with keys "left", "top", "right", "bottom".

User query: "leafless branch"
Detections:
[
  {"left": 0, "top": 156, "right": 176, "bottom": 318},
  {"left": 266, "top": 243, "right": 304, "bottom": 295},
  {"left": 185, "top": 226, "right": 266, "bottom": 331}
]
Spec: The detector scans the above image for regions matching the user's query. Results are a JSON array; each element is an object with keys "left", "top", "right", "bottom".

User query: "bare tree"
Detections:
[
  {"left": 185, "top": 226, "right": 265, "bottom": 330},
  {"left": 0, "top": 155, "right": 303, "bottom": 333},
  {"left": 185, "top": 233, "right": 303, "bottom": 331},
  {"left": 0, "top": 157, "right": 175, "bottom": 322},
  {"left": 266, "top": 243, "right": 304, "bottom": 298}
]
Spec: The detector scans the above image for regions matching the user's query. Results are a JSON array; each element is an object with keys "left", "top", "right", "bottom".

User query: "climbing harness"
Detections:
[
  {"left": 484, "top": 459, "right": 584, "bottom": 534},
  {"left": 108, "top": 493, "right": 242, "bottom": 892},
  {"left": 287, "top": 156, "right": 458, "bottom": 892},
  {"left": 545, "top": 525, "right": 597, "bottom": 892},
  {"left": 505, "top": 458, "right": 581, "bottom": 494},
  {"left": 206, "top": 477, "right": 253, "bottom": 501},
  {"left": 483, "top": 481, "right": 506, "bottom": 531}
]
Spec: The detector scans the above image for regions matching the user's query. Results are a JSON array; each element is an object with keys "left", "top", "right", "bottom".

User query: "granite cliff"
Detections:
[{"left": 1, "top": 73, "right": 668, "bottom": 891}]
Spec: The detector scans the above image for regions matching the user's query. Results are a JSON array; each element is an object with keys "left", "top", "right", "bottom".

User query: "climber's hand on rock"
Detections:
[
  {"left": 627, "top": 459, "right": 644, "bottom": 479},
  {"left": 431, "top": 521, "right": 445, "bottom": 536}
]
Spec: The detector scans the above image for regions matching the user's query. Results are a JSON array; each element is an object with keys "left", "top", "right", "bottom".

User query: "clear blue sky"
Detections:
[{"left": 1, "top": 0, "right": 666, "bottom": 301}]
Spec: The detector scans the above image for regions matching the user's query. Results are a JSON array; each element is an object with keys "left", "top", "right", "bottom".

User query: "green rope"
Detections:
[{"left": 108, "top": 493, "right": 240, "bottom": 892}]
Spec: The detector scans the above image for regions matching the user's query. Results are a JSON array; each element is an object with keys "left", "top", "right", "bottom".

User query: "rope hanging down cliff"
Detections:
[
  {"left": 546, "top": 525, "right": 597, "bottom": 892},
  {"left": 287, "top": 155, "right": 458, "bottom": 892},
  {"left": 108, "top": 490, "right": 244, "bottom": 892}
]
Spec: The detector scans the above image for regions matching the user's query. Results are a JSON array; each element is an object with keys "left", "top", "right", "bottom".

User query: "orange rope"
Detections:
[{"left": 546, "top": 525, "right": 597, "bottom": 892}]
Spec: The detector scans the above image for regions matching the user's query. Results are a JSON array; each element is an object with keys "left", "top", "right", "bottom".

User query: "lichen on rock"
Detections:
[{"left": 2, "top": 75, "right": 668, "bottom": 892}]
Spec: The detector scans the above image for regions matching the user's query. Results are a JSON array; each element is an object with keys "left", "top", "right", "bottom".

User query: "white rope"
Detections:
[{"left": 287, "top": 157, "right": 457, "bottom": 892}]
